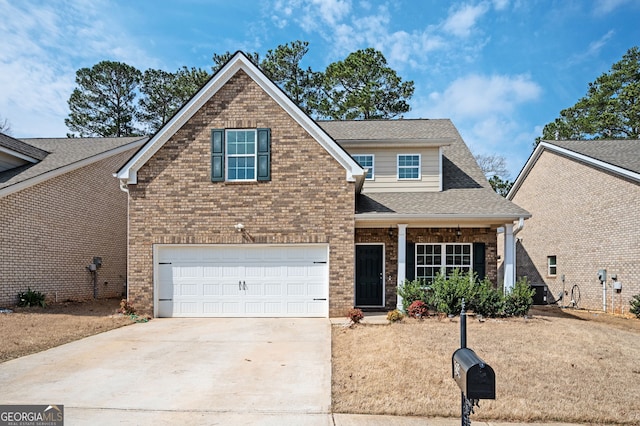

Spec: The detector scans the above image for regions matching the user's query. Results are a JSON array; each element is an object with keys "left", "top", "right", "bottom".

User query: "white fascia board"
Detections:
[
  {"left": 355, "top": 213, "right": 531, "bottom": 227},
  {"left": 507, "top": 142, "right": 546, "bottom": 200},
  {"left": 546, "top": 143, "right": 640, "bottom": 182},
  {"left": 117, "top": 52, "right": 365, "bottom": 184},
  {"left": 0, "top": 146, "right": 40, "bottom": 163},
  {"left": 1, "top": 139, "right": 145, "bottom": 199}
]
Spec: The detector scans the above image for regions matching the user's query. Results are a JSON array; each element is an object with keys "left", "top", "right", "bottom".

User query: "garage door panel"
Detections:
[
  {"left": 222, "top": 302, "right": 241, "bottom": 314},
  {"left": 202, "top": 283, "right": 220, "bottom": 296},
  {"left": 286, "top": 283, "right": 305, "bottom": 296},
  {"left": 307, "top": 283, "right": 324, "bottom": 297},
  {"left": 156, "top": 245, "right": 328, "bottom": 317},
  {"left": 202, "top": 265, "right": 223, "bottom": 278},
  {"left": 202, "top": 302, "right": 220, "bottom": 314},
  {"left": 222, "top": 283, "right": 240, "bottom": 295},
  {"left": 264, "top": 283, "right": 282, "bottom": 296}
]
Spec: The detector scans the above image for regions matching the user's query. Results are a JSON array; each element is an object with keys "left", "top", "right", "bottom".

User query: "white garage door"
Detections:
[{"left": 155, "top": 244, "right": 329, "bottom": 318}]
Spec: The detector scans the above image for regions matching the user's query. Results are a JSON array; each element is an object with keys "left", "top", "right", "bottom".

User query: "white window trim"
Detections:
[
  {"left": 547, "top": 255, "right": 557, "bottom": 277},
  {"left": 397, "top": 153, "right": 421, "bottom": 180},
  {"left": 226, "top": 129, "right": 257, "bottom": 182},
  {"left": 415, "top": 243, "right": 473, "bottom": 282},
  {"left": 353, "top": 154, "right": 375, "bottom": 180}
]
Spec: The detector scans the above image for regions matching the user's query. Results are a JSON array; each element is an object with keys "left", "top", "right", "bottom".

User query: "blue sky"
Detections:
[{"left": 1, "top": 0, "right": 639, "bottom": 178}]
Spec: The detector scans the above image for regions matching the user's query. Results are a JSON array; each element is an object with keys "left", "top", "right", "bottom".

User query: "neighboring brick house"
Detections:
[
  {"left": 0, "top": 132, "right": 145, "bottom": 306},
  {"left": 117, "top": 52, "right": 530, "bottom": 318},
  {"left": 506, "top": 140, "right": 640, "bottom": 313}
]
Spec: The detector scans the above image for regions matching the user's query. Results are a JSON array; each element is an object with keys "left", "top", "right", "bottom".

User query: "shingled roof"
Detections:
[
  {"left": 0, "top": 136, "right": 147, "bottom": 196},
  {"left": 544, "top": 139, "right": 640, "bottom": 175},
  {"left": 509, "top": 139, "right": 640, "bottom": 199},
  {"left": 320, "top": 119, "right": 530, "bottom": 221},
  {"left": 0, "top": 132, "right": 49, "bottom": 161}
]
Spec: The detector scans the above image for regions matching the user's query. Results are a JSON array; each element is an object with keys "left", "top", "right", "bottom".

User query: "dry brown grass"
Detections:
[
  {"left": 332, "top": 306, "right": 640, "bottom": 425},
  {"left": 0, "top": 298, "right": 135, "bottom": 363}
]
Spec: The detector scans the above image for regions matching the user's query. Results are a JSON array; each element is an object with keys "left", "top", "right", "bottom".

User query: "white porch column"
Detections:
[
  {"left": 503, "top": 223, "right": 515, "bottom": 292},
  {"left": 397, "top": 224, "right": 408, "bottom": 311}
]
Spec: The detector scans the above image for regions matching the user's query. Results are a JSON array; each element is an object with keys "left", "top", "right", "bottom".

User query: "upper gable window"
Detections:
[
  {"left": 211, "top": 128, "right": 271, "bottom": 182},
  {"left": 397, "top": 154, "right": 421, "bottom": 180},
  {"left": 352, "top": 154, "right": 374, "bottom": 180}
]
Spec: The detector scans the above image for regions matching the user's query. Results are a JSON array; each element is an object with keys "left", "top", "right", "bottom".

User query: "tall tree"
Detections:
[
  {"left": 540, "top": 46, "right": 640, "bottom": 142},
  {"left": 261, "top": 41, "right": 321, "bottom": 115},
  {"left": 212, "top": 51, "right": 260, "bottom": 74},
  {"left": 65, "top": 61, "right": 142, "bottom": 137},
  {"left": 173, "top": 66, "right": 210, "bottom": 103},
  {"left": 315, "top": 48, "right": 414, "bottom": 120},
  {"left": 0, "top": 114, "right": 11, "bottom": 134},
  {"left": 138, "top": 66, "right": 210, "bottom": 134},
  {"left": 475, "top": 153, "right": 512, "bottom": 197},
  {"left": 138, "top": 69, "right": 179, "bottom": 134}
]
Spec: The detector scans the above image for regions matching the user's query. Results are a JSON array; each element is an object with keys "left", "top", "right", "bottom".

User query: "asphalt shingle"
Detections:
[
  {"left": 0, "top": 132, "right": 49, "bottom": 161},
  {"left": 0, "top": 136, "right": 147, "bottom": 191},
  {"left": 544, "top": 139, "right": 640, "bottom": 175}
]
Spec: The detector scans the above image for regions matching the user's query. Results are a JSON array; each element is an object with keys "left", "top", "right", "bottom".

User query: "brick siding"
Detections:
[
  {"left": 355, "top": 227, "right": 498, "bottom": 310},
  {"left": 509, "top": 150, "right": 640, "bottom": 312},
  {"left": 127, "top": 70, "right": 355, "bottom": 317},
  {"left": 0, "top": 151, "right": 132, "bottom": 306}
]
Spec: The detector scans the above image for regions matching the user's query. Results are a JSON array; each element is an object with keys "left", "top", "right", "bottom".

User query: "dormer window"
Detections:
[
  {"left": 397, "top": 154, "right": 421, "bottom": 180},
  {"left": 352, "top": 154, "right": 374, "bottom": 180}
]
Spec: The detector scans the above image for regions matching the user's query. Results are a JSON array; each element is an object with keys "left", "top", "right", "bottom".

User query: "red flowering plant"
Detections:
[{"left": 407, "top": 300, "right": 429, "bottom": 319}]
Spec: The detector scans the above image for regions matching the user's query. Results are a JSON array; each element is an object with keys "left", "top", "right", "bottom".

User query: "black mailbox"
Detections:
[{"left": 452, "top": 348, "right": 495, "bottom": 400}]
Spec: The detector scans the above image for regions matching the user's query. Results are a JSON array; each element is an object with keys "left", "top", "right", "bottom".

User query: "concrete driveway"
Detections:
[{"left": 0, "top": 318, "right": 331, "bottom": 425}]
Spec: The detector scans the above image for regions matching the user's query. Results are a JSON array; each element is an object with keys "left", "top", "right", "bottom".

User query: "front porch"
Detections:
[{"left": 354, "top": 225, "right": 513, "bottom": 311}]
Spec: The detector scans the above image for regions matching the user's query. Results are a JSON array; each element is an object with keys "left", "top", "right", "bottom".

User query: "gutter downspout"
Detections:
[{"left": 116, "top": 176, "right": 130, "bottom": 302}]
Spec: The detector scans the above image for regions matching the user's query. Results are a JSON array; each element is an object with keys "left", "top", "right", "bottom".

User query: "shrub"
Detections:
[
  {"left": 469, "top": 278, "right": 504, "bottom": 317},
  {"left": 504, "top": 277, "right": 535, "bottom": 317},
  {"left": 407, "top": 300, "right": 429, "bottom": 318},
  {"left": 398, "top": 279, "right": 431, "bottom": 312},
  {"left": 17, "top": 288, "right": 46, "bottom": 308},
  {"left": 386, "top": 309, "right": 404, "bottom": 322},
  {"left": 118, "top": 299, "right": 136, "bottom": 315},
  {"left": 430, "top": 269, "right": 474, "bottom": 315},
  {"left": 630, "top": 294, "right": 640, "bottom": 318},
  {"left": 346, "top": 308, "right": 364, "bottom": 324}
]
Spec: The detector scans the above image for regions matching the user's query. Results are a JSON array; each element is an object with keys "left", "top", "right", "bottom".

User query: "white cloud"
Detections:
[
  {"left": 492, "top": 0, "right": 509, "bottom": 11},
  {"left": 593, "top": 0, "right": 633, "bottom": 14},
  {"left": 411, "top": 73, "right": 541, "bottom": 177},
  {"left": 0, "top": 0, "right": 156, "bottom": 137},
  {"left": 442, "top": 2, "right": 490, "bottom": 37},
  {"left": 567, "top": 30, "right": 615, "bottom": 65},
  {"left": 425, "top": 74, "right": 541, "bottom": 119}
]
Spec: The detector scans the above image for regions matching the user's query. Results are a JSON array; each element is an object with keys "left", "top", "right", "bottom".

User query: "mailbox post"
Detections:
[{"left": 452, "top": 300, "right": 495, "bottom": 426}]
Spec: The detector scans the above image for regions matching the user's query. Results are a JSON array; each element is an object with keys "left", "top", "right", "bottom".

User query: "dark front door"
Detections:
[{"left": 355, "top": 244, "right": 384, "bottom": 306}]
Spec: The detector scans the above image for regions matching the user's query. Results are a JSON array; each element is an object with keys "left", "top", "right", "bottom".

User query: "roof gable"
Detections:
[
  {"left": 509, "top": 140, "right": 640, "bottom": 199},
  {"left": 0, "top": 132, "right": 49, "bottom": 172},
  {"left": 0, "top": 136, "right": 146, "bottom": 198},
  {"left": 117, "top": 51, "right": 364, "bottom": 184}
]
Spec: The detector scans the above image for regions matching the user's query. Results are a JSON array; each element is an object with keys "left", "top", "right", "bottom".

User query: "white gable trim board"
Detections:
[
  {"left": 153, "top": 244, "right": 330, "bottom": 318},
  {"left": 117, "top": 52, "right": 365, "bottom": 185}
]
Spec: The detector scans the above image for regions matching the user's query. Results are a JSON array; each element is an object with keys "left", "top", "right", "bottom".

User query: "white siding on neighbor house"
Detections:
[{"left": 348, "top": 147, "right": 440, "bottom": 192}]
